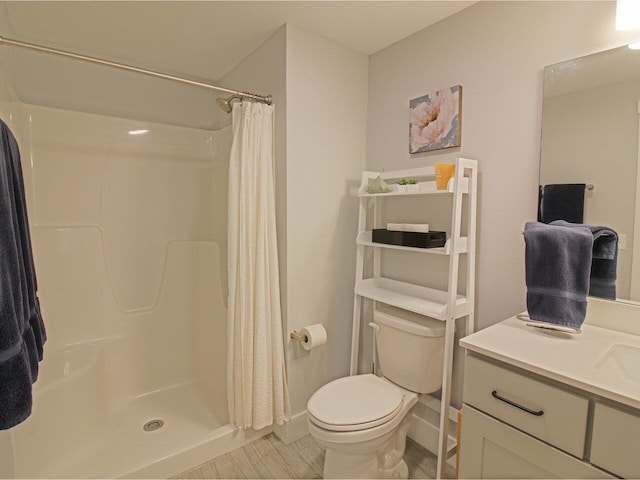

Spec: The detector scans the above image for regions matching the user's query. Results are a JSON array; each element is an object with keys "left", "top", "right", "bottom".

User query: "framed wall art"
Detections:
[{"left": 409, "top": 85, "right": 461, "bottom": 154}]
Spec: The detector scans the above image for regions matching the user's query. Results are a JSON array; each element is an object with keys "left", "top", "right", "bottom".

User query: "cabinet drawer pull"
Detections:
[{"left": 491, "top": 390, "right": 544, "bottom": 416}]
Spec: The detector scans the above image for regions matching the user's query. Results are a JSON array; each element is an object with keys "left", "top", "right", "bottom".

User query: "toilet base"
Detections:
[
  {"left": 316, "top": 412, "right": 413, "bottom": 479},
  {"left": 384, "top": 458, "right": 409, "bottom": 479},
  {"left": 324, "top": 450, "right": 379, "bottom": 479},
  {"left": 323, "top": 450, "right": 409, "bottom": 479},
  {"left": 307, "top": 377, "right": 419, "bottom": 479}
]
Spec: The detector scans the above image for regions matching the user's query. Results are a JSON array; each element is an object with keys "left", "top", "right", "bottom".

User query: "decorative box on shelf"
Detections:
[{"left": 372, "top": 229, "right": 446, "bottom": 249}]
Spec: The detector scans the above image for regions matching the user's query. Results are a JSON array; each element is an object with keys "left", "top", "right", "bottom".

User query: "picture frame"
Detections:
[{"left": 409, "top": 85, "right": 462, "bottom": 154}]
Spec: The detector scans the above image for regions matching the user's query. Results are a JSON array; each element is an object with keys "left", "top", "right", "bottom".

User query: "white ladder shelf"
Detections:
[{"left": 349, "top": 158, "right": 478, "bottom": 480}]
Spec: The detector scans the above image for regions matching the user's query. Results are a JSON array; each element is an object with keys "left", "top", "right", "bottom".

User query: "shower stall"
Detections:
[{"left": 0, "top": 43, "right": 267, "bottom": 478}]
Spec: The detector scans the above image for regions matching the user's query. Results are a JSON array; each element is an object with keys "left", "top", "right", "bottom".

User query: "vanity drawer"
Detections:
[
  {"left": 463, "top": 354, "right": 589, "bottom": 458},
  {"left": 591, "top": 402, "right": 640, "bottom": 478}
]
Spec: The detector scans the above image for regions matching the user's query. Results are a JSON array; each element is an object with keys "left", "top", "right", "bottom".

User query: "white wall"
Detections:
[
  {"left": 283, "top": 24, "right": 368, "bottom": 427},
  {"left": 367, "top": 0, "right": 638, "bottom": 407}
]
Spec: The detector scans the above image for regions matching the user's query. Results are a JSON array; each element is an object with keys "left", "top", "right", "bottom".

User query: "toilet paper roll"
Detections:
[{"left": 300, "top": 324, "right": 327, "bottom": 351}]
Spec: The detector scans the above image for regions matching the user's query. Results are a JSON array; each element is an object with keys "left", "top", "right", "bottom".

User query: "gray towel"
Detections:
[
  {"left": 539, "top": 184, "right": 586, "bottom": 224},
  {"left": 524, "top": 221, "right": 593, "bottom": 329},
  {"left": 551, "top": 220, "right": 618, "bottom": 300},
  {"left": 0, "top": 119, "right": 46, "bottom": 430}
]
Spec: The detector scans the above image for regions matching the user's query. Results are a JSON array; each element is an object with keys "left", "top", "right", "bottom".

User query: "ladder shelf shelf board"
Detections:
[
  {"left": 358, "top": 167, "right": 469, "bottom": 197},
  {"left": 350, "top": 158, "right": 478, "bottom": 480},
  {"left": 356, "top": 231, "right": 469, "bottom": 255},
  {"left": 354, "top": 278, "right": 471, "bottom": 321}
]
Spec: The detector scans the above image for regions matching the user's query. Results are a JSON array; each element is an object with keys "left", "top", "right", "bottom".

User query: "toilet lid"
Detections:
[{"left": 307, "top": 374, "right": 403, "bottom": 432}]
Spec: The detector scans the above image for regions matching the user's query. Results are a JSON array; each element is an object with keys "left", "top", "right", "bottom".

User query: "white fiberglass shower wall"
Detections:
[{"left": 0, "top": 64, "right": 261, "bottom": 478}]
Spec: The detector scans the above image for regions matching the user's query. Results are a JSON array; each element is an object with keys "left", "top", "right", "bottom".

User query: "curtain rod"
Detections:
[{"left": 0, "top": 35, "right": 272, "bottom": 105}]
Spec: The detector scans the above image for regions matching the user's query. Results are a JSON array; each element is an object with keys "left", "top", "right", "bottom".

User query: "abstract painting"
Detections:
[{"left": 409, "top": 85, "right": 461, "bottom": 154}]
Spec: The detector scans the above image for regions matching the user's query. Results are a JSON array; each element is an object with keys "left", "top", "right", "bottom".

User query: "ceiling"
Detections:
[
  {"left": 0, "top": 1, "right": 475, "bottom": 130},
  {"left": 0, "top": 1, "right": 474, "bottom": 81}
]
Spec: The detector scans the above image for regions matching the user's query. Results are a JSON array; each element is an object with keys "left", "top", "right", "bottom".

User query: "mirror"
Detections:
[{"left": 540, "top": 45, "right": 640, "bottom": 302}]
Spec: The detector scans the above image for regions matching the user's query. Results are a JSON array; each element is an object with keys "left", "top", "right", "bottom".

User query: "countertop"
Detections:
[{"left": 460, "top": 315, "right": 640, "bottom": 410}]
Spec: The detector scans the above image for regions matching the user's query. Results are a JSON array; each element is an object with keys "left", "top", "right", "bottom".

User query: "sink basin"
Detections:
[{"left": 596, "top": 344, "right": 640, "bottom": 383}]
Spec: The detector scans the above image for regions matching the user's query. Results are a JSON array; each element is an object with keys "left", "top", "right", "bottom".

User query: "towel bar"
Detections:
[{"left": 539, "top": 183, "right": 594, "bottom": 196}]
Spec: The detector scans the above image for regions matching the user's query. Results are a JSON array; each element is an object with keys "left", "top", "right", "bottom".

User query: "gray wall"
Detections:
[{"left": 366, "top": 0, "right": 638, "bottom": 406}]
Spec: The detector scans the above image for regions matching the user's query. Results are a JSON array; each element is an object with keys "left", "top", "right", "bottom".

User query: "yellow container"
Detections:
[{"left": 435, "top": 163, "right": 455, "bottom": 190}]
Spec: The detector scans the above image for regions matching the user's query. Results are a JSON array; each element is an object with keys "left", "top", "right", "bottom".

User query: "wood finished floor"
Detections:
[{"left": 173, "top": 433, "right": 448, "bottom": 479}]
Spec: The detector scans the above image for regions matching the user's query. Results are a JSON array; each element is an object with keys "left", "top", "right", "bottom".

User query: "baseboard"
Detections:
[{"left": 272, "top": 410, "right": 309, "bottom": 444}]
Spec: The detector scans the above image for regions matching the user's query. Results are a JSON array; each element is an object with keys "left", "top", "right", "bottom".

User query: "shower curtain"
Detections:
[{"left": 227, "top": 101, "right": 290, "bottom": 430}]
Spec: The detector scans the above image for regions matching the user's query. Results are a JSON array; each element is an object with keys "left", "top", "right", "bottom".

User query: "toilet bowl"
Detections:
[
  {"left": 307, "top": 308, "right": 446, "bottom": 479},
  {"left": 307, "top": 374, "right": 418, "bottom": 479}
]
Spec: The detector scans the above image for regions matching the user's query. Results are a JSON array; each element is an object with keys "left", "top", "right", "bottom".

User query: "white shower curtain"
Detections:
[{"left": 227, "top": 101, "right": 290, "bottom": 430}]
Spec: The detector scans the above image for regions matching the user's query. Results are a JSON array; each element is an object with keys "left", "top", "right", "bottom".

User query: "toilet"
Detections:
[{"left": 307, "top": 309, "right": 446, "bottom": 479}]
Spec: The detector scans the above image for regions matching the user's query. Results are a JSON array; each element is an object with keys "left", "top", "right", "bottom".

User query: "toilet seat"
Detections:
[{"left": 307, "top": 374, "right": 404, "bottom": 432}]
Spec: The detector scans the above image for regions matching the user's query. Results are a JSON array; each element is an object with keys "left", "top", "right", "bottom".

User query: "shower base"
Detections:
[{"left": 12, "top": 382, "right": 266, "bottom": 479}]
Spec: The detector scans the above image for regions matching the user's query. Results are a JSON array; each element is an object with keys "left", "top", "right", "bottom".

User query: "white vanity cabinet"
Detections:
[
  {"left": 591, "top": 402, "right": 640, "bottom": 478},
  {"left": 458, "top": 314, "right": 640, "bottom": 479},
  {"left": 460, "top": 354, "right": 612, "bottom": 479}
]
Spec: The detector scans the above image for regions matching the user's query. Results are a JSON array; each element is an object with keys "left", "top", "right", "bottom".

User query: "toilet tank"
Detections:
[{"left": 373, "top": 308, "right": 446, "bottom": 394}]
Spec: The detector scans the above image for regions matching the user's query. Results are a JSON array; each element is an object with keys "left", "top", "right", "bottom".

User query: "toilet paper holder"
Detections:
[
  {"left": 290, "top": 324, "right": 327, "bottom": 350},
  {"left": 290, "top": 330, "right": 308, "bottom": 343}
]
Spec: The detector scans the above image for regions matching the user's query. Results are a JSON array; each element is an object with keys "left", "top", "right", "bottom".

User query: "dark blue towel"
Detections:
[
  {"left": 551, "top": 220, "right": 618, "bottom": 300},
  {"left": 0, "top": 118, "right": 46, "bottom": 430},
  {"left": 539, "top": 184, "right": 586, "bottom": 224},
  {"left": 524, "top": 221, "right": 593, "bottom": 329}
]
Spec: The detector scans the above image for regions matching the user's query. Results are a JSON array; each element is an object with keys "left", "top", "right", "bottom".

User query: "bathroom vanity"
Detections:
[{"left": 458, "top": 298, "right": 640, "bottom": 479}]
